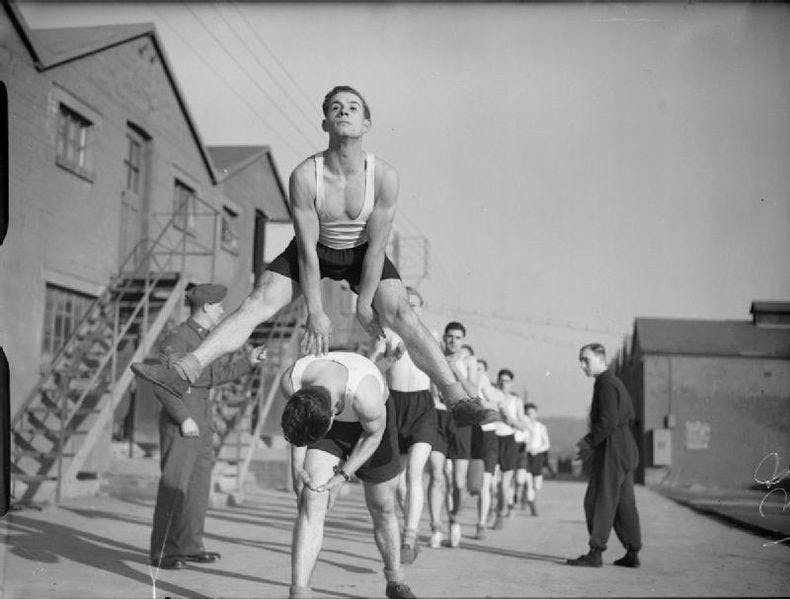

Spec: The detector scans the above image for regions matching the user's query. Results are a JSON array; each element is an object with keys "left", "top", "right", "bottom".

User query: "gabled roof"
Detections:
[
  {"left": 27, "top": 23, "right": 155, "bottom": 68},
  {"left": 3, "top": 1, "right": 217, "bottom": 184},
  {"left": 207, "top": 145, "right": 291, "bottom": 221},
  {"left": 208, "top": 146, "right": 269, "bottom": 175},
  {"left": 632, "top": 317, "right": 790, "bottom": 359}
]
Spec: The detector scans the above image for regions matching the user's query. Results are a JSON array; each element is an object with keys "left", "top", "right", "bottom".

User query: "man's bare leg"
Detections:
[
  {"left": 476, "top": 472, "right": 494, "bottom": 538},
  {"left": 427, "top": 450, "right": 446, "bottom": 548},
  {"left": 373, "top": 280, "right": 467, "bottom": 404},
  {"left": 493, "top": 469, "right": 515, "bottom": 529},
  {"left": 400, "top": 442, "right": 431, "bottom": 562},
  {"left": 449, "top": 458, "right": 469, "bottom": 547},
  {"left": 290, "top": 450, "right": 338, "bottom": 597},
  {"left": 363, "top": 477, "right": 411, "bottom": 594},
  {"left": 134, "top": 272, "right": 299, "bottom": 393}
]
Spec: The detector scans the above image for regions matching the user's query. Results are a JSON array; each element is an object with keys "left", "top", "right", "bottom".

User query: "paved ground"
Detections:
[{"left": 1, "top": 470, "right": 788, "bottom": 598}]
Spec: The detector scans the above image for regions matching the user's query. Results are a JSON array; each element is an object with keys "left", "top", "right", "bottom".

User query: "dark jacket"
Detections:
[
  {"left": 583, "top": 370, "right": 639, "bottom": 473},
  {"left": 155, "top": 317, "right": 253, "bottom": 424}
]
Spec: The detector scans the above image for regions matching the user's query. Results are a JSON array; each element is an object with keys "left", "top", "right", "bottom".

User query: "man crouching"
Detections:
[{"left": 281, "top": 351, "right": 417, "bottom": 599}]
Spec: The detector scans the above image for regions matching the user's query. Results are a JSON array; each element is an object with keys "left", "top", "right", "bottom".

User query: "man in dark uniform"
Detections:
[
  {"left": 567, "top": 343, "right": 642, "bottom": 568},
  {"left": 145, "top": 283, "right": 267, "bottom": 570}
]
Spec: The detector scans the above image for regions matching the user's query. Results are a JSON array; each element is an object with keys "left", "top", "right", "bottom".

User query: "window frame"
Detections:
[
  {"left": 220, "top": 206, "right": 240, "bottom": 255},
  {"left": 41, "top": 283, "right": 96, "bottom": 363},
  {"left": 172, "top": 179, "right": 197, "bottom": 235},
  {"left": 55, "top": 103, "right": 94, "bottom": 181}
]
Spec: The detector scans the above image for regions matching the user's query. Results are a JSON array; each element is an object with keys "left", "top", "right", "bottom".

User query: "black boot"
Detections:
[
  {"left": 613, "top": 549, "right": 640, "bottom": 568},
  {"left": 566, "top": 548, "right": 603, "bottom": 567}
]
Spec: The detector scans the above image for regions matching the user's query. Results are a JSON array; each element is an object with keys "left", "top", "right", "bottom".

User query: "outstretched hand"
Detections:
[{"left": 301, "top": 312, "right": 332, "bottom": 356}]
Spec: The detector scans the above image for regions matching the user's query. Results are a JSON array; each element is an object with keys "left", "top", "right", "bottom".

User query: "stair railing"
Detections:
[{"left": 231, "top": 300, "right": 305, "bottom": 493}]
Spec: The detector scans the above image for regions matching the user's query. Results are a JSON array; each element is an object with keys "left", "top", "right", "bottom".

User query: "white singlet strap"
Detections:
[
  {"left": 360, "top": 152, "right": 375, "bottom": 221},
  {"left": 314, "top": 153, "right": 325, "bottom": 212}
]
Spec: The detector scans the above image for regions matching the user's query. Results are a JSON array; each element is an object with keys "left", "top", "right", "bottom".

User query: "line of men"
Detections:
[
  {"left": 369, "top": 296, "right": 551, "bottom": 557},
  {"left": 133, "top": 83, "right": 641, "bottom": 599}
]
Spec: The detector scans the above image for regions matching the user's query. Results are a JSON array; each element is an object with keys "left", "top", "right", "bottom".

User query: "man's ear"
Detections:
[
  {"left": 362, "top": 118, "right": 371, "bottom": 134},
  {"left": 321, "top": 119, "right": 328, "bottom": 132}
]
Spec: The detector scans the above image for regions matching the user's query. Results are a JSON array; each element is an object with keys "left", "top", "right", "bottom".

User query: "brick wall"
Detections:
[
  {"left": 0, "top": 14, "right": 261, "bottom": 419},
  {"left": 647, "top": 355, "right": 790, "bottom": 490}
]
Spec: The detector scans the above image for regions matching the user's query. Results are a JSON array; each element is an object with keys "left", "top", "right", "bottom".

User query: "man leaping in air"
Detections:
[{"left": 132, "top": 85, "right": 496, "bottom": 428}]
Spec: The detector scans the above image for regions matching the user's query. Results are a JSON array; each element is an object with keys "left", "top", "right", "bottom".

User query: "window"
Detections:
[
  {"left": 56, "top": 103, "right": 92, "bottom": 175},
  {"left": 124, "top": 134, "right": 142, "bottom": 193},
  {"left": 221, "top": 206, "right": 240, "bottom": 254},
  {"left": 41, "top": 284, "right": 95, "bottom": 359},
  {"left": 173, "top": 179, "right": 196, "bottom": 234}
]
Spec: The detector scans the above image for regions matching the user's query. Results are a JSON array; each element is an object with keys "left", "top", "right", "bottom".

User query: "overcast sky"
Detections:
[{"left": 19, "top": 2, "right": 790, "bottom": 416}]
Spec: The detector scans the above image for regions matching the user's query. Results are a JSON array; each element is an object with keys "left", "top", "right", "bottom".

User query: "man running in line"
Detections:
[
  {"left": 470, "top": 358, "right": 504, "bottom": 540},
  {"left": 280, "top": 351, "right": 416, "bottom": 599},
  {"left": 371, "top": 286, "right": 436, "bottom": 564},
  {"left": 132, "top": 85, "right": 495, "bottom": 428},
  {"left": 491, "top": 368, "right": 526, "bottom": 530},
  {"left": 516, "top": 402, "right": 550, "bottom": 516},
  {"left": 441, "top": 322, "right": 480, "bottom": 547}
]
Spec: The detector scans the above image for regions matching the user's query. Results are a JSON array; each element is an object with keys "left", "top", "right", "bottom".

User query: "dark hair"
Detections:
[
  {"left": 281, "top": 386, "right": 333, "bottom": 447},
  {"left": 444, "top": 321, "right": 466, "bottom": 336},
  {"left": 461, "top": 344, "right": 474, "bottom": 355},
  {"left": 524, "top": 402, "right": 537, "bottom": 412},
  {"left": 322, "top": 85, "right": 371, "bottom": 120},
  {"left": 497, "top": 368, "right": 515, "bottom": 381},
  {"left": 477, "top": 358, "right": 488, "bottom": 370},
  {"left": 579, "top": 343, "right": 606, "bottom": 359},
  {"left": 405, "top": 286, "right": 424, "bottom": 306}
]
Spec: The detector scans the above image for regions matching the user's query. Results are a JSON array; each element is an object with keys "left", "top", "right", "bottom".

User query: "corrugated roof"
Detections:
[
  {"left": 633, "top": 317, "right": 790, "bottom": 359},
  {"left": 207, "top": 145, "right": 291, "bottom": 221}
]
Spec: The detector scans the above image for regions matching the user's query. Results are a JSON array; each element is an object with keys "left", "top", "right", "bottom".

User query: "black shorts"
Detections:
[
  {"left": 432, "top": 409, "right": 454, "bottom": 456},
  {"left": 308, "top": 395, "right": 400, "bottom": 484},
  {"left": 527, "top": 452, "right": 547, "bottom": 476},
  {"left": 447, "top": 423, "right": 472, "bottom": 460},
  {"left": 516, "top": 442, "right": 529, "bottom": 470},
  {"left": 391, "top": 389, "right": 437, "bottom": 454},
  {"left": 471, "top": 427, "right": 498, "bottom": 474},
  {"left": 268, "top": 238, "right": 401, "bottom": 289},
  {"left": 497, "top": 434, "right": 519, "bottom": 472}
]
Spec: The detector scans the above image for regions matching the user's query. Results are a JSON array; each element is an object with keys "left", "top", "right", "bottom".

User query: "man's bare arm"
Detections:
[
  {"left": 356, "top": 162, "right": 399, "bottom": 338},
  {"left": 291, "top": 162, "right": 331, "bottom": 355},
  {"left": 315, "top": 377, "right": 386, "bottom": 492}
]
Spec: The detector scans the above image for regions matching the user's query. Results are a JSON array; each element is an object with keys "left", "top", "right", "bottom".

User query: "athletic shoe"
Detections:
[
  {"left": 130, "top": 362, "right": 190, "bottom": 397},
  {"left": 449, "top": 397, "right": 501, "bottom": 427},
  {"left": 429, "top": 530, "right": 443, "bottom": 548},
  {"left": 566, "top": 550, "right": 603, "bottom": 567},
  {"left": 401, "top": 542, "right": 419, "bottom": 565},
  {"left": 475, "top": 524, "right": 486, "bottom": 540},
  {"left": 449, "top": 522, "right": 461, "bottom": 547},
  {"left": 386, "top": 582, "right": 417, "bottom": 599},
  {"left": 613, "top": 551, "right": 640, "bottom": 568}
]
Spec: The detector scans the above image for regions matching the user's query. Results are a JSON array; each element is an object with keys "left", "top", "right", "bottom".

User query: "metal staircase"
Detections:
[
  {"left": 10, "top": 212, "right": 210, "bottom": 505},
  {"left": 210, "top": 299, "right": 305, "bottom": 500}
]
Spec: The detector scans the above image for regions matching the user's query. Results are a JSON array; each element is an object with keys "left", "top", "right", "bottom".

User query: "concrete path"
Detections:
[{"left": 1, "top": 477, "right": 788, "bottom": 598}]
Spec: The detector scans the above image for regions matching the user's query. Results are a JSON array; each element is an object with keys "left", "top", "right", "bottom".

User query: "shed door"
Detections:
[{"left": 119, "top": 127, "right": 148, "bottom": 271}]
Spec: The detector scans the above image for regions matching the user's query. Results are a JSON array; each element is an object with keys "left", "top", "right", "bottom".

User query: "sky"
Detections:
[{"left": 17, "top": 2, "right": 790, "bottom": 417}]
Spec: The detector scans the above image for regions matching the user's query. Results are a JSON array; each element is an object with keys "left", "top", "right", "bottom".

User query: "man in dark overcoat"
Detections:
[
  {"left": 567, "top": 342, "right": 642, "bottom": 568},
  {"left": 144, "top": 283, "right": 267, "bottom": 570}
]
